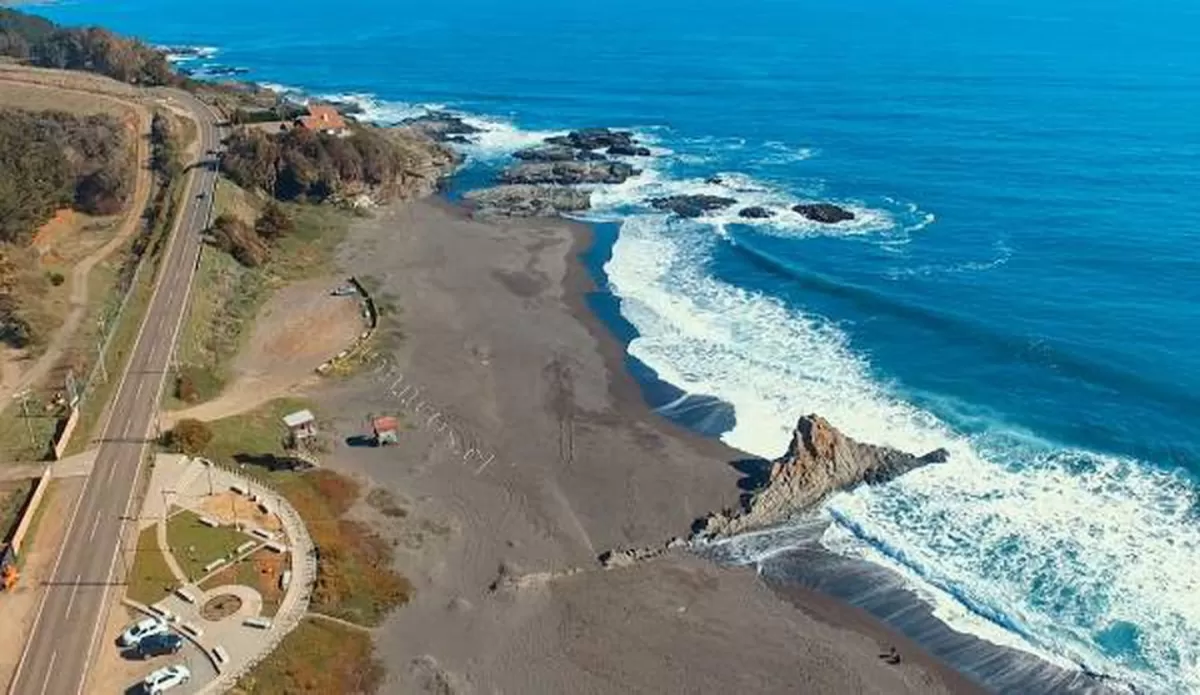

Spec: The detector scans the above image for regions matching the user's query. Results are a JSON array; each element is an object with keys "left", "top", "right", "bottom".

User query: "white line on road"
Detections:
[
  {"left": 88, "top": 514, "right": 101, "bottom": 542},
  {"left": 37, "top": 650, "right": 56, "bottom": 695},
  {"left": 64, "top": 577, "right": 81, "bottom": 620},
  {"left": 105, "top": 463, "right": 116, "bottom": 484}
]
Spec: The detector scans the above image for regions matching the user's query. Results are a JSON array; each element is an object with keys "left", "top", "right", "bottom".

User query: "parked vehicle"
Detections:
[
  {"left": 135, "top": 632, "right": 183, "bottom": 658},
  {"left": 141, "top": 664, "right": 190, "bottom": 694},
  {"left": 117, "top": 617, "right": 168, "bottom": 648}
]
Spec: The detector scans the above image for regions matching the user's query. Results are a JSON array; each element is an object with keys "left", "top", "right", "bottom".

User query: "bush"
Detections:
[
  {"left": 210, "top": 214, "right": 269, "bottom": 267},
  {"left": 254, "top": 201, "right": 293, "bottom": 241},
  {"left": 165, "top": 418, "right": 213, "bottom": 455},
  {"left": 221, "top": 124, "right": 433, "bottom": 203},
  {"left": 0, "top": 108, "right": 130, "bottom": 243},
  {"left": 176, "top": 372, "right": 198, "bottom": 402},
  {"left": 46, "top": 271, "right": 65, "bottom": 286}
]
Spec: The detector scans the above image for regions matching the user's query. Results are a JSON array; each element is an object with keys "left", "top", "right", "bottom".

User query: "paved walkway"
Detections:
[{"left": 133, "top": 454, "right": 317, "bottom": 694}]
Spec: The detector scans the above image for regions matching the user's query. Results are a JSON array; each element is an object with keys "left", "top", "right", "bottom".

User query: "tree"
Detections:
[
  {"left": 165, "top": 418, "right": 212, "bottom": 455},
  {"left": 254, "top": 201, "right": 293, "bottom": 241}
]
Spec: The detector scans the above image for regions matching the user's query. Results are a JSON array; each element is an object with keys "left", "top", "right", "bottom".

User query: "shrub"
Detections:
[
  {"left": 0, "top": 108, "right": 130, "bottom": 242},
  {"left": 165, "top": 418, "right": 213, "bottom": 455},
  {"left": 210, "top": 214, "right": 269, "bottom": 267},
  {"left": 176, "top": 372, "right": 198, "bottom": 402},
  {"left": 46, "top": 271, "right": 65, "bottom": 286},
  {"left": 254, "top": 201, "right": 293, "bottom": 241}
]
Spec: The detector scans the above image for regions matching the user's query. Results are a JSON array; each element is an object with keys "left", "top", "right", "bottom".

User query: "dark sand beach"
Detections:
[{"left": 314, "top": 198, "right": 985, "bottom": 694}]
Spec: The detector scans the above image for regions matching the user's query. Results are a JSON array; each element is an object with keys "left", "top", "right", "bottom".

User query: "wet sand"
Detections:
[{"left": 315, "top": 198, "right": 984, "bottom": 694}]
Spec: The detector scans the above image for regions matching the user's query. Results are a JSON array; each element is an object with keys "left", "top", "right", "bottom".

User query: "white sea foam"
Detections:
[
  {"left": 603, "top": 212, "right": 1200, "bottom": 694},
  {"left": 158, "top": 45, "right": 218, "bottom": 62},
  {"left": 585, "top": 162, "right": 902, "bottom": 239},
  {"left": 454, "top": 114, "right": 563, "bottom": 161},
  {"left": 760, "top": 140, "right": 818, "bottom": 164},
  {"left": 314, "top": 92, "right": 440, "bottom": 124}
]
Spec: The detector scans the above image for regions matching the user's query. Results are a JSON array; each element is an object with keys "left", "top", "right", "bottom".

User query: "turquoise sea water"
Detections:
[{"left": 30, "top": 0, "right": 1200, "bottom": 691}]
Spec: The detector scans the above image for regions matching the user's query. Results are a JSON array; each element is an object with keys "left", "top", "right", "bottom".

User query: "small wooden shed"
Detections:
[
  {"left": 372, "top": 416, "right": 399, "bottom": 446},
  {"left": 283, "top": 409, "right": 317, "bottom": 445}
]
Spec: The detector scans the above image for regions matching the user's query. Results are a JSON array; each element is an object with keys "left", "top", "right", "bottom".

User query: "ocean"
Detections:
[{"left": 30, "top": 0, "right": 1200, "bottom": 691}]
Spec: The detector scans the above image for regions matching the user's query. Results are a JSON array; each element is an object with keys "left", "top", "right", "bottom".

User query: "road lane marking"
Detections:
[
  {"left": 106, "top": 462, "right": 116, "bottom": 484},
  {"left": 64, "top": 576, "right": 81, "bottom": 620},
  {"left": 13, "top": 97, "right": 223, "bottom": 695},
  {"left": 74, "top": 102, "right": 223, "bottom": 695},
  {"left": 88, "top": 514, "right": 101, "bottom": 542},
  {"left": 37, "top": 650, "right": 56, "bottom": 695},
  {"left": 9, "top": 424, "right": 96, "bottom": 693}
]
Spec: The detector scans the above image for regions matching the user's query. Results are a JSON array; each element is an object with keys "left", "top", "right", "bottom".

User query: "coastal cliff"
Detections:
[{"left": 694, "top": 415, "right": 949, "bottom": 539}]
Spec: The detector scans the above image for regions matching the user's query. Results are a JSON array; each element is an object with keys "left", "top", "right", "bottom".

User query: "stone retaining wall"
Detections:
[{"left": 315, "top": 275, "right": 379, "bottom": 375}]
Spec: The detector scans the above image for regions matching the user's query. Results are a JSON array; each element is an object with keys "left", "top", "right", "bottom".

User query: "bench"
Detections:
[
  {"left": 199, "top": 516, "right": 220, "bottom": 528},
  {"left": 203, "top": 559, "right": 225, "bottom": 573},
  {"left": 280, "top": 570, "right": 292, "bottom": 590},
  {"left": 236, "top": 540, "right": 257, "bottom": 555},
  {"left": 243, "top": 617, "right": 272, "bottom": 630},
  {"left": 174, "top": 588, "right": 197, "bottom": 604},
  {"left": 230, "top": 483, "right": 248, "bottom": 496},
  {"left": 180, "top": 622, "right": 203, "bottom": 639},
  {"left": 264, "top": 541, "right": 286, "bottom": 554},
  {"left": 212, "top": 645, "right": 229, "bottom": 667},
  {"left": 250, "top": 528, "right": 274, "bottom": 541}
]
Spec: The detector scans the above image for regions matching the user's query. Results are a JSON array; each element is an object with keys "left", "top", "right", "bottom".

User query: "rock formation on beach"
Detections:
[
  {"left": 607, "top": 143, "right": 652, "bottom": 157},
  {"left": 546, "top": 127, "right": 639, "bottom": 151},
  {"left": 500, "top": 160, "right": 639, "bottom": 185},
  {"left": 794, "top": 202, "right": 855, "bottom": 224},
  {"left": 400, "top": 111, "right": 482, "bottom": 142},
  {"left": 694, "top": 415, "right": 949, "bottom": 539},
  {"left": 463, "top": 184, "right": 591, "bottom": 217},
  {"left": 513, "top": 144, "right": 607, "bottom": 162},
  {"left": 650, "top": 194, "right": 737, "bottom": 218}
]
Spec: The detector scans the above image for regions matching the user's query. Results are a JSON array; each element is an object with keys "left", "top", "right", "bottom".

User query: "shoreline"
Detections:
[
  {"left": 549, "top": 197, "right": 1122, "bottom": 695},
  {"left": 321, "top": 194, "right": 988, "bottom": 694},
  {"left": 551, "top": 199, "right": 989, "bottom": 695}
]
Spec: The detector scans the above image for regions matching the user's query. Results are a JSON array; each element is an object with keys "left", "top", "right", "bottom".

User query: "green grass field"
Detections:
[
  {"left": 126, "top": 525, "right": 176, "bottom": 606},
  {"left": 165, "top": 508, "right": 252, "bottom": 581}
]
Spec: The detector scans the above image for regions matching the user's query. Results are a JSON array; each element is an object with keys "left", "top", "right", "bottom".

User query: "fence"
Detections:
[{"left": 198, "top": 460, "right": 317, "bottom": 693}]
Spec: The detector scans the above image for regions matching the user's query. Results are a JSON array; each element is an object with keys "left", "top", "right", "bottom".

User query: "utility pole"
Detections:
[
  {"left": 12, "top": 390, "right": 34, "bottom": 449},
  {"left": 96, "top": 319, "right": 109, "bottom": 384}
]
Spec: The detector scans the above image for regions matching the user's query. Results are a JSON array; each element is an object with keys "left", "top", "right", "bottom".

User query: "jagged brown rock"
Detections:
[{"left": 694, "top": 415, "right": 948, "bottom": 538}]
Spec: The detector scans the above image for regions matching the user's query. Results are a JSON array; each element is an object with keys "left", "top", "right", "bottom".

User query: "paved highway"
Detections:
[{"left": 9, "top": 91, "right": 224, "bottom": 695}]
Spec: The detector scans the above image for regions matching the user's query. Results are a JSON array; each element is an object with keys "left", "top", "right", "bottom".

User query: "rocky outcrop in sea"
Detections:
[
  {"left": 455, "top": 122, "right": 855, "bottom": 223},
  {"left": 693, "top": 414, "right": 948, "bottom": 539},
  {"left": 464, "top": 184, "right": 591, "bottom": 217},
  {"left": 400, "top": 111, "right": 482, "bottom": 142},
  {"left": 794, "top": 202, "right": 855, "bottom": 224},
  {"left": 500, "top": 160, "right": 639, "bottom": 185},
  {"left": 650, "top": 195, "right": 737, "bottom": 218}
]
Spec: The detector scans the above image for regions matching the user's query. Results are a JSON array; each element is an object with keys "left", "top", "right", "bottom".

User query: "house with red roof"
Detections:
[{"left": 294, "top": 104, "right": 349, "bottom": 136}]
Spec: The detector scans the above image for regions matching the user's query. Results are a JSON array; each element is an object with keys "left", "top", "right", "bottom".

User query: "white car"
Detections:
[
  {"left": 118, "top": 617, "right": 168, "bottom": 648},
  {"left": 142, "top": 664, "right": 190, "bottom": 694}
]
